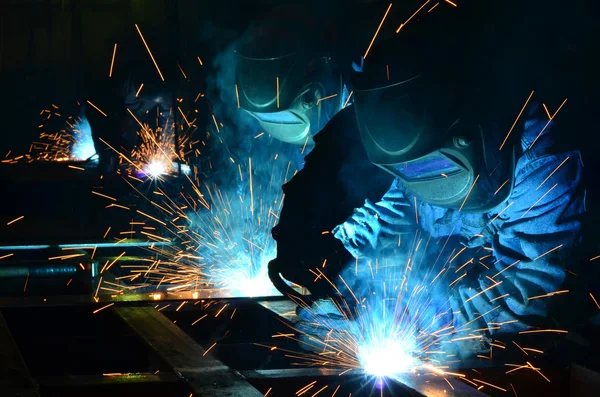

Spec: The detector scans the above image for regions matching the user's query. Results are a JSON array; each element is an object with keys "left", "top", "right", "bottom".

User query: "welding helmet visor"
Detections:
[
  {"left": 236, "top": 51, "right": 341, "bottom": 145},
  {"left": 352, "top": 71, "right": 514, "bottom": 212}
]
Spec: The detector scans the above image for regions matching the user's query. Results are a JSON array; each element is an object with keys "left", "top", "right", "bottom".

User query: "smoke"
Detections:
[{"left": 181, "top": 29, "right": 307, "bottom": 296}]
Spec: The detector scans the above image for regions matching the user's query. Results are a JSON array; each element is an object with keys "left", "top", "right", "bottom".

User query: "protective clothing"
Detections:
[
  {"left": 335, "top": 101, "right": 586, "bottom": 338},
  {"left": 235, "top": 6, "right": 346, "bottom": 146},
  {"left": 268, "top": 105, "right": 394, "bottom": 300}
]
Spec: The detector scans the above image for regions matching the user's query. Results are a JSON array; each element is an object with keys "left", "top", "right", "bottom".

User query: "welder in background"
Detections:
[
  {"left": 82, "top": 31, "right": 177, "bottom": 173},
  {"left": 230, "top": 2, "right": 398, "bottom": 299}
]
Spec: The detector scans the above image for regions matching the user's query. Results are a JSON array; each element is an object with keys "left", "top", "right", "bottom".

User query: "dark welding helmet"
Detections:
[
  {"left": 234, "top": 7, "right": 344, "bottom": 145},
  {"left": 351, "top": 11, "right": 515, "bottom": 213}
]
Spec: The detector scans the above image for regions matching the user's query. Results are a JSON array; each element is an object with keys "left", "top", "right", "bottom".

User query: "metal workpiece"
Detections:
[
  {"left": 241, "top": 368, "right": 489, "bottom": 397},
  {"left": 113, "top": 306, "right": 263, "bottom": 396},
  {"left": 0, "top": 312, "right": 40, "bottom": 397}
]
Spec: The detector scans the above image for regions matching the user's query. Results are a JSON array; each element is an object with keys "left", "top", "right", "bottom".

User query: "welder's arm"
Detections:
[
  {"left": 333, "top": 179, "right": 416, "bottom": 258},
  {"left": 450, "top": 151, "right": 585, "bottom": 335}
]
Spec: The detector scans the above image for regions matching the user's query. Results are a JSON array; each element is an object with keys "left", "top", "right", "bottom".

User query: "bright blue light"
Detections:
[{"left": 70, "top": 117, "right": 97, "bottom": 161}]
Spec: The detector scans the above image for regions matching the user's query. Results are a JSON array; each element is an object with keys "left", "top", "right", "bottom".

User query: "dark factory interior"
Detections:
[{"left": 1, "top": 1, "right": 600, "bottom": 396}]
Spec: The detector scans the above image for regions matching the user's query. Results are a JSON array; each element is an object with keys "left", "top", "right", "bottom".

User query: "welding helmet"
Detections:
[
  {"left": 351, "top": 10, "right": 516, "bottom": 213},
  {"left": 234, "top": 6, "right": 344, "bottom": 145}
]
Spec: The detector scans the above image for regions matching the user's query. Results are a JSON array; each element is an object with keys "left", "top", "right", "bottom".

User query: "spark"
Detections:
[
  {"left": 494, "top": 179, "right": 510, "bottom": 195},
  {"left": 428, "top": 2, "right": 440, "bottom": 12},
  {"left": 458, "top": 174, "right": 480, "bottom": 211},
  {"left": 343, "top": 91, "right": 354, "bottom": 108},
  {"left": 465, "top": 281, "right": 502, "bottom": 303},
  {"left": 533, "top": 244, "right": 563, "bottom": 261},
  {"left": 528, "top": 98, "right": 568, "bottom": 150},
  {"left": 536, "top": 156, "right": 570, "bottom": 190},
  {"left": 93, "top": 303, "right": 115, "bottom": 314},
  {"left": 135, "top": 24, "right": 164, "bottom": 81},
  {"left": 7, "top": 216, "right": 24, "bottom": 225},
  {"left": 396, "top": 0, "right": 431, "bottom": 33},
  {"left": 177, "top": 63, "right": 187, "bottom": 79},
  {"left": 0, "top": 253, "right": 14, "bottom": 260},
  {"left": 316, "top": 93, "right": 338, "bottom": 105},
  {"left": 192, "top": 314, "right": 208, "bottom": 325},
  {"left": 92, "top": 191, "right": 117, "bottom": 201},
  {"left": 103, "top": 227, "right": 112, "bottom": 239},
  {"left": 197, "top": 56, "right": 203, "bottom": 66},
  {"left": 590, "top": 293, "right": 600, "bottom": 309},
  {"left": 48, "top": 253, "right": 85, "bottom": 260},
  {"left": 235, "top": 84, "right": 240, "bottom": 108},
  {"left": 203, "top": 342, "right": 217, "bottom": 356},
  {"left": 136, "top": 83, "right": 144, "bottom": 97},
  {"left": 109, "top": 43, "right": 117, "bottom": 77},
  {"left": 500, "top": 90, "right": 534, "bottom": 150},
  {"left": 527, "top": 361, "right": 551, "bottom": 383},
  {"left": 518, "top": 329, "right": 568, "bottom": 335},
  {"left": 472, "top": 379, "right": 506, "bottom": 392},
  {"left": 488, "top": 202, "right": 514, "bottom": 225},
  {"left": 364, "top": 3, "right": 393, "bottom": 59},
  {"left": 590, "top": 255, "right": 600, "bottom": 262},
  {"left": 444, "top": 0, "right": 457, "bottom": 6},
  {"left": 542, "top": 103, "right": 552, "bottom": 119},
  {"left": 68, "top": 165, "right": 85, "bottom": 170},
  {"left": 86, "top": 100, "right": 107, "bottom": 117},
  {"left": 492, "top": 259, "right": 520, "bottom": 279},
  {"left": 520, "top": 183, "right": 558, "bottom": 219}
]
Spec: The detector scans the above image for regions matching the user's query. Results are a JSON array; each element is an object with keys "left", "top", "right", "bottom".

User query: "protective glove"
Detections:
[
  {"left": 333, "top": 192, "right": 412, "bottom": 258},
  {"left": 295, "top": 299, "right": 359, "bottom": 353}
]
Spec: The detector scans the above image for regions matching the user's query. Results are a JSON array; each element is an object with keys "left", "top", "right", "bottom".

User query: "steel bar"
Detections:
[
  {"left": 36, "top": 372, "right": 182, "bottom": 387},
  {"left": 0, "top": 312, "right": 40, "bottom": 397},
  {"left": 113, "top": 306, "right": 263, "bottom": 396},
  {"left": 0, "top": 240, "right": 171, "bottom": 251},
  {"left": 241, "top": 368, "right": 488, "bottom": 397},
  {"left": 0, "top": 290, "right": 288, "bottom": 308}
]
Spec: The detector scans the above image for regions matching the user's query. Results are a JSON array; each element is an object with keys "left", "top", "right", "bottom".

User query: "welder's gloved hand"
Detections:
[
  {"left": 333, "top": 196, "right": 411, "bottom": 259},
  {"left": 295, "top": 299, "right": 358, "bottom": 353}
]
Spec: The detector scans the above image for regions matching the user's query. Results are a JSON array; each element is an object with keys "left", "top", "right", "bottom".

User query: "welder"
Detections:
[
  {"left": 83, "top": 32, "right": 176, "bottom": 173},
  {"left": 252, "top": 3, "right": 398, "bottom": 300},
  {"left": 272, "top": 1, "right": 594, "bottom": 366}
]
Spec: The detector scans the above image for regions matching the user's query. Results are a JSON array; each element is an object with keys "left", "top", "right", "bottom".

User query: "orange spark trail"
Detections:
[
  {"left": 590, "top": 293, "right": 600, "bottom": 309},
  {"left": 86, "top": 100, "right": 107, "bottom": 117},
  {"left": 499, "top": 90, "right": 534, "bottom": 150},
  {"left": 528, "top": 98, "right": 568, "bottom": 150},
  {"left": 343, "top": 91, "right": 354, "bottom": 108},
  {"left": 92, "top": 191, "right": 117, "bottom": 201},
  {"left": 428, "top": 2, "right": 440, "bottom": 12},
  {"left": 444, "top": 0, "right": 457, "bottom": 6},
  {"left": 93, "top": 303, "right": 114, "bottom": 314},
  {"left": 536, "top": 156, "right": 569, "bottom": 190},
  {"left": 458, "top": 174, "right": 480, "bottom": 211},
  {"left": 135, "top": 83, "right": 144, "bottom": 97},
  {"left": 7, "top": 215, "right": 24, "bottom": 225},
  {"left": 109, "top": 43, "right": 117, "bottom": 77},
  {"left": 235, "top": 84, "right": 241, "bottom": 108},
  {"left": 316, "top": 93, "right": 338, "bottom": 105},
  {"left": 364, "top": 3, "right": 393, "bottom": 59},
  {"left": 396, "top": 0, "right": 431, "bottom": 33},
  {"left": 135, "top": 24, "right": 165, "bottom": 81},
  {"left": 520, "top": 183, "right": 558, "bottom": 219},
  {"left": 494, "top": 179, "right": 510, "bottom": 195},
  {"left": 203, "top": 342, "right": 217, "bottom": 356}
]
